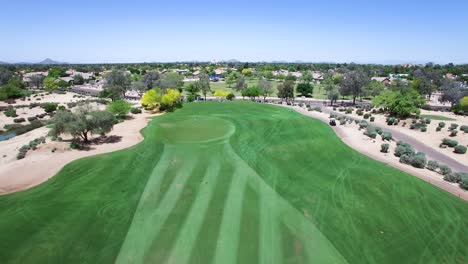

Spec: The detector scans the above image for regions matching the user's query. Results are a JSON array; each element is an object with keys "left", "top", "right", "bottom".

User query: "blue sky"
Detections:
[{"left": 1, "top": 0, "right": 467, "bottom": 64}]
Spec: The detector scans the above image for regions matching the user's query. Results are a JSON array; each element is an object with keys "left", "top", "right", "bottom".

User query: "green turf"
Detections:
[
  {"left": 0, "top": 102, "right": 467, "bottom": 264},
  {"left": 420, "top": 114, "right": 457, "bottom": 121}
]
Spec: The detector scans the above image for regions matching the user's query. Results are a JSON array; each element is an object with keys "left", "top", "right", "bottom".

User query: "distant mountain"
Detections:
[
  {"left": 224, "top": 59, "right": 241, "bottom": 63},
  {"left": 0, "top": 61, "right": 9, "bottom": 65},
  {"left": 37, "top": 58, "right": 66, "bottom": 65}
]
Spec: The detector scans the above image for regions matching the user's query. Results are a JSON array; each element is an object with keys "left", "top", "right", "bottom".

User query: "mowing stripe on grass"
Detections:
[
  {"left": 116, "top": 150, "right": 197, "bottom": 264},
  {"left": 166, "top": 159, "right": 222, "bottom": 263}
]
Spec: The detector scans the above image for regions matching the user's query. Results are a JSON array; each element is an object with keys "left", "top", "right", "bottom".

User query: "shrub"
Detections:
[
  {"left": 363, "top": 113, "right": 371, "bottom": 119},
  {"left": 438, "top": 122, "right": 446, "bottom": 128},
  {"left": 380, "top": 143, "right": 389, "bottom": 153},
  {"left": 27, "top": 116, "right": 37, "bottom": 122},
  {"left": 313, "top": 107, "right": 321, "bottom": 112},
  {"left": 439, "top": 164, "right": 452, "bottom": 176},
  {"left": 381, "top": 132, "right": 392, "bottom": 141},
  {"left": 130, "top": 107, "right": 142, "bottom": 114},
  {"left": 449, "top": 123, "right": 458, "bottom": 131},
  {"left": 449, "top": 130, "right": 458, "bottom": 137},
  {"left": 329, "top": 114, "right": 337, "bottom": 119},
  {"left": 356, "top": 109, "right": 364, "bottom": 116},
  {"left": 420, "top": 127, "right": 427, "bottom": 132},
  {"left": 370, "top": 116, "right": 375, "bottom": 122},
  {"left": 366, "top": 130, "right": 377, "bottom": 139},
  {"left": 375, "top": 127, "right": 383, "bottom": 134},
  {"left": 460, "top": 125, "right": 468, "bottom": 133},
  {"left": 442, "top": 138, "right": 458, "bottom": 147},
  {"left": 4, "top": 108, "right": 17, "bottom": 117},
  {"left": 13, "top": 118, "right": 26, "bottom": 123},
  {"left": 345, "top": 108, "right": 352, "bottom": 114},
  {"left": 454, "top": 145, "right": 467, "bottom": 154},
  {"left": 460, "top": 174, "right": 468, "bottom": 190},
  {"left": 426, "top": 160, "right": 439, "bottom": 171},
  {"left": 107, "top": 100, "right": 132, "bottom": 118},
  {"left": 225, "top": 93, "right": 234, "bottom": 101},
  {"left": 394, "top": 141, "right": 414, "bottom": 157},
  {"left": 359, "top": 121, "right": 368, "bottom": 129},
  {"left": 444, "top": 172, "right": 467, "bottom": 183},
  {"left": 436, "top": 127, "right": 441, "bottom": 132},
  {"left": 424, "top": 118, "right": 431, "bottom": 124},
  {"left": 386, "top": 117, "right": 396, "bottom": 125},
  {"left": 41, "top": 102, "right": 58, "bottom": 113},
  {"left": 339, "top": 119, "right": 346, "bottom": 125},
  {"left": 409, "top": 124, "right": 416, "bottom": 130},
  {"left": 17, "top": 152, "right": 26, "bottom": 160},
  {"left": 399, "top": 152, "right": 426, "bottom": 168}
]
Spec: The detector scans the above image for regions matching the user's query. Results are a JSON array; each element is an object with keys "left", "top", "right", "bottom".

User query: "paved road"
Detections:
[{"left": 313, "top": 103, "right": 468, "bottom": 174}]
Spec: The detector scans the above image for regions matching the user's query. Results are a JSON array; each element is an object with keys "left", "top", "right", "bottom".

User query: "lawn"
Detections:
[
  {"left": 420, "top": 114, "right": 457, "bottom": 121},
  {"left": 0, "top": 102, "right": 467, "bottom": 263},
  {"left": 183, "top": 79, "right": 330, "bottom": 99}
]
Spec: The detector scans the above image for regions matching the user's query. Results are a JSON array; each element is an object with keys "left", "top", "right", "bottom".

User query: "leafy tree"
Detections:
[
  {"left": 277, "top": 80, "right": 295, "bottom": 101},
  {"left": 241, "top": 68, "right": 252, "bottom": 76},
  {"left": 43, "top": 77, "right": 58, "bottom": 91},
  {"left": 142, "top": 71, "right": 160, "bottom": 89},
  {"left": 241, "top": 86, "right": 260, "bottom": 100},
  {"left": 258, "top": 78, "right": 273, "bottom": 101},
  {"left": 412, "top": 76, "right": 435, "bottom": 97},
  {"left": 340, "top": 70, "right": 370, "bottom": 104},
  {"left": 301, "top": 71, "right": 313, "bottom": 83},
  {"left": 73, "top": 74, "right": 85, "bottom": 85},
  {"left": 390, "top": 79, "right": 410, "bottom": 91},
  {"left": 185, "top": 82, "right": 200, "bottom": 96},
  {"left": 439, "top": 79, "right": 468, "bottom": 107},
  {"left": 42, "top": 102, "right": 58, "bottom": 113},
  {"left": 50, "top": 105, "right": 116, "bottom": 142},
  {"left": 460, "top": 96, "right": 468, "bottom": 111},
  {"left": 141, "top": 89, "right": 161, "bottom": 110},
  {"left": 363, "top": 80, "right": 385, "bottom": 98},
  {"left": 0, "top": 78, "right": 22, "bottom": 99},
  {"left": 226, "top": 72, "right": 239, "bottom": 88},
  {"left": 103, "top": 70, "right": 132, "bottom": 100},
  {"left": 195, "top": 72, "right": 211, "bottom": 100},
  {"left": 131, "top": 81, "right": 147, "bottom": 96},
  {"left": 234, "top": 75, "right": 247, "bottom": 91},
  {"left": 161, "top": 88, "right": 181, "bottom": 111},
  {"left": 373, "top": 89, "right": 425, "bottom": 117},
  {"left": 296, "top": 82, "right": 313, "bottom": 97},
  {"left": 29, "top": 74, "right": 45, "bottom": 89},
  {"left": 327, "top": 87, "right": 340, "bottom": 105},
  {"left": 214, "top": 90, "right": 230, "bottom": 99},
  {"left": 107, "top": 100, "right": 132, "bottom": 118},
  {"left": 157, "top": 72, "right": 184, "bottom": 92},
  {"left": 47, "top": 67, "right": 67, "bottom": 78},
  {"left": 285, "top": 74, "right": 297, "bottom": 81},
  {"left": 57, "top": 80, "right": 71, "bottom": 88},
  {"left": 0, "top": 68, "right": 13, "bottom": 86}
]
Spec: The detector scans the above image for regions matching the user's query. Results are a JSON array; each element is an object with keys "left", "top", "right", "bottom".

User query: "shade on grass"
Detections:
[
  {"left": 0, "top": 101, "right": 466, "bottom": 264},
  {"left": 420, "top": 114, "right": 456, "bottom": 121}
]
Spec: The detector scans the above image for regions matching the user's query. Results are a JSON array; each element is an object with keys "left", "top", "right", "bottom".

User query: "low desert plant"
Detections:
[
  {"left": 460, "top": 125, "right": 468, "bottom": 133},
  {"left": 424, "top": 118, "right": 431, "bottom": 124},
  {"left": 13, "top": 118, "right": 26, "bottom": 123},
  {"left": 449, "top": 123, "right": 458, "bottom": 131},
  {"left": 420, "top": 127, "right": 427, "bottom": 132},
  {"left": 381, "top": 132, "right": 392, "bottom": 141},
  {"left": 442, "top": 138, "right": 458, "bottom": 147},
  {"left": 130, "top": 107, "right": 142, "bottom": 114},
  {"left": 449, "top": 130, "right": 458, "bottom": 137},
  {"left": 380, "top": 143, "right": 389, "bottom": 153},
  {"left": 426, "top": 160, "right": 439, "bottom": 171},
  {"left": 394, "top": 141, "right": 414, "bottom": 157},
  {"left": 438, "top": 122, "right": 446, "bottom": 128},
  {"left": 4, "top": 108, "right": 17, "bottom": 117},
  {"left": 439, "top": 164, "right": 452, "bottom": 176},
  {"left": 454, "top": 145, "right": 467, "bottom": 154},
  {"left": 370, "top": 116, "right": 375, "bottom": 122}
]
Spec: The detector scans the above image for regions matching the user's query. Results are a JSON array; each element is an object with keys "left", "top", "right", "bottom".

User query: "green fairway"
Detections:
[
  {"left": 420, "top": 114, "right": 457, "bottom": 121},
  {"left": 0, "top": 102, "right": 467, "bottom": 263}
]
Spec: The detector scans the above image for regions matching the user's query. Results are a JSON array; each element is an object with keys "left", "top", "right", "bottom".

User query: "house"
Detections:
[
  {"left": 214, "top": 68, "right": 226, "bottom": 75},
  {"left": 290, "top": 72, "right": 302, "bottom": 78},
  {"left": 192, "top": 70, "right": 200, "bottom": 76},
  {"left": 371, "top": 77, "right": 391, "bottom": 86},
  {"left": 445, "top": 73, "right": 457, "bottom": 79},
  {"left": 174, "top": 69, "right": 189, "bottom": 74},
  {"left": 71, "top": 84, "right": 103, "bottom": 96},
  {"left": 22, "top": 71, "right": 48, "bottom": 82},
  {"left": 389, "top": 73, "right": 409, "bottom": 79},
  {"left": 312, "top": 72, "right": 324, "bottom": 83},
  {"left": 58, "top": 76, "right": 74, "bottom": 84}
]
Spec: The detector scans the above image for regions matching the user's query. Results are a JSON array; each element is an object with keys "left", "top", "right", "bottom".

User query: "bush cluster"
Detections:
[
  {"left": 460, "top": 125, "right": 468, "bottom": 133},
  {"left": 449, "top": 123, "right": 459, "bottom": 131},
  {"left": 4, "top": 108, "right": 17, "bottom": 117},
  {"left": 438, "top": 122, "right": 446, "bottom": 128},
  {"left": 130, "top": 107, "right": 142, "bottom": 114},
  {"left": 449, "top": 130, "right": 458, "bottom": 137},
  {"left": 17, "top": 137, "right": 46, "bottom": 159},
  {"left": 426, "top": 160, "right": 439, "bottom": 171},
  {"left": 394, "top": 141, "right": 414, "bottom": 157},
  {"left": 380, "top": 143, "right": 389, "bottom": 153},
  {"left": 381, "top": 132, "right": 392, "bottom": 141},
  {"left": 441, "top": 138, "right": 458, "bottom": 147},
  {"left": 13, "top": 118, "right": 26, "bottom": 123},
  {"left": 454, "top": 145, "right": 467, "bottom": 154},
  {"left": 399, "top": 151, "right": 426, "bottom": 168}
]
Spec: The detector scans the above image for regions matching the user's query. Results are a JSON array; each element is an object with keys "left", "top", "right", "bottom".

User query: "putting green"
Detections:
[{"left": 0, "top": 102, "right": 466, "bottom": 264}]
